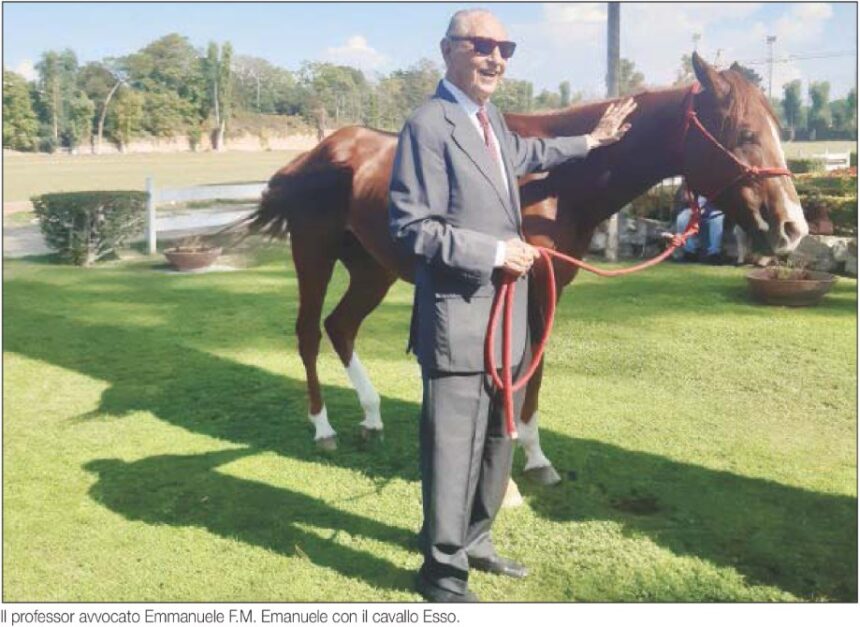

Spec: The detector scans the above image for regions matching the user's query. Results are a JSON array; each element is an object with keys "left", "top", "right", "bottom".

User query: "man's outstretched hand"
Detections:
[{"left": 587, "top": 98, "right": 637, "bottom": 148}]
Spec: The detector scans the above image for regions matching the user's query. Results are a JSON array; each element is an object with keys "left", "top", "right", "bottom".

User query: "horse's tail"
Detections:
[{"left": 213, "top": 144, "right": 354, "bottom": 251}]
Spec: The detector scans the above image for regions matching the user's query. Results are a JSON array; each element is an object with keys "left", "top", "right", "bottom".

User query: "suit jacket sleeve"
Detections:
[
  {"left": 388, "top": 118, "right": 498, "bottom": 286},
  {"left": 495, "top": 109, "right": 592, "bottom": 178}
]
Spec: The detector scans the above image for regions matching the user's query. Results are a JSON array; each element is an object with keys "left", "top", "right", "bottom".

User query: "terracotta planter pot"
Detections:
[
  {"left": 746, "top": 268, "right": 837, "bottom": 307},
  {"left": 164, "top": 247, "right": 222, "bottom": 271}
]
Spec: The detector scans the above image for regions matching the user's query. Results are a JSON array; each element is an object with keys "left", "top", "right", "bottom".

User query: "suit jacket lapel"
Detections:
[
  {"left": 436, "top": 83, "right": 516, "bottom": 226},
  {"left": 487, "top": 107, "right": 522, "bottom": 230}
]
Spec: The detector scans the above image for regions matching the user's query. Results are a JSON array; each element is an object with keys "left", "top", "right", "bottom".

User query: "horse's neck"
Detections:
[{"left": 520, "top": 87, "right": 691, "bottom": 224}]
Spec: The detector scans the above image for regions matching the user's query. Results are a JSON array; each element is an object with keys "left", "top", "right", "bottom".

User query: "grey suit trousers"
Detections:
[{"left": 418, "top": 341, "right": 531, "bottom": 594}]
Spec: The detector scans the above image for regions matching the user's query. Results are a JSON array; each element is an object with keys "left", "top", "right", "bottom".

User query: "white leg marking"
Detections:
[
  {"left": 309, "top": 405, "right": 337, "bottom": 441},
  {"left": 346, "top": 352, "right": 383, "bottom": 431},
  {"left": 517, "top": 411, "right": 552, "bottom": 471}
]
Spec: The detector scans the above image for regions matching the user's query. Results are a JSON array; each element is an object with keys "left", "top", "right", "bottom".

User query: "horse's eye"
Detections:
[{"left": 739, "top": 129, "right": 756, "bottom": 144}]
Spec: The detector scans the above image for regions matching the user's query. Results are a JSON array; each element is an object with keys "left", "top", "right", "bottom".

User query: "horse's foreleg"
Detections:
[
  {"left": 325, "top": 244, "right": 396, "bottom": 440},
  {"left": 293, "top": 237, "right": 338, "bottom": 450}
]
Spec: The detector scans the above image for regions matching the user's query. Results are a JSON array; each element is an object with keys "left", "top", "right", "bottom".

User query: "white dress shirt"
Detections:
[{"left": 441, "top": 78, "right": 509, "bottom": 267}]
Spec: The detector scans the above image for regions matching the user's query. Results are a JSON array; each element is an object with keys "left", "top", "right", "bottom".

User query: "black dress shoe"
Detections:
[
  {"left": 415, "top": 575, "right": 479, "bottom": 603},
  {"left": 468, "top": 555, "right": 528, "bottom": 579}
]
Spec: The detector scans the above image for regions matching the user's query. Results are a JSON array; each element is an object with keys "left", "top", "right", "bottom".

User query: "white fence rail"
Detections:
[
  {"left": 145, "top": 177, "right": 266, "bottom": 254},
  {"left": 813, "top": 151, "right": 851, "bottom": 172}
]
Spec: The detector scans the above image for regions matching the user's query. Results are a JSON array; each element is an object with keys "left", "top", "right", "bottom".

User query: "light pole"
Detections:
[
  {"left": 605, "top": 2, "right": 621, "bottom": 261},
  {"left": 767, "top": 35, "right": 777, "bottom": 100}
]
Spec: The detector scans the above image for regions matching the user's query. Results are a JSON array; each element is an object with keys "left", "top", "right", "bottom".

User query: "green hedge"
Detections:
[
  {"left": 795, "top": 175, "right": 857, "bottom": 196},
  {"left": 787, "top": 158, "right": 826, "bottom": 174},
  {"left": 31, "top": 191, "right": 148, "bottom": 265}
]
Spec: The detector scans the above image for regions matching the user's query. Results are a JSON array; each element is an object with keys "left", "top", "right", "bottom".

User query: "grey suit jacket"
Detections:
[{"left": 388, "top": 81, "right": 590, "bottom": 373}]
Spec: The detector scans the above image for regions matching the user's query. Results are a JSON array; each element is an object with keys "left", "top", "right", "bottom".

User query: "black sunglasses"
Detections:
[{"left": 448, "top": 36, "right": 517, "bottom": 60}]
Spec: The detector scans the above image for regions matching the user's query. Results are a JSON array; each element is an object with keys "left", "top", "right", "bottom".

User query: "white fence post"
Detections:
[{"left": 146, "top": 176, "right": 157, "bottom": 255}]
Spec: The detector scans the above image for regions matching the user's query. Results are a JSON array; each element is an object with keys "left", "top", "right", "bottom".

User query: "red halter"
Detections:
[{"left": 487, "top": 83, "right": 795, "bottom": 438}]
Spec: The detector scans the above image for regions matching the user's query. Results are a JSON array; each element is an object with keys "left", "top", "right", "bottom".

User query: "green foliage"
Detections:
[
  {"left": 674, "top": 53, "right": 694, "bottom": 86},
  {"left": 63, "top": 91, "right": 95, "bottom": 149},
  {"left": 3, "top": 70, "right": 39, "bottom": 151},
  {"left": 559, "top": 81, "right": 571, "bottom": 107},
  {"left": 493, "top": 78, "right": 533, "bottom": 113},
  {"left": 31, "top": 191, "right": 148, "bottom": 265},
  {"left": 782, "top": 80, "right": 803, "bottom": 135},
  {"left": 808, "top": 81, "right": 832, "bottom": 138},
  {"left": 618, "top": 57, "right": 645, "bottom": 96},
  {"left": 851, "top": 151, "right": 857, "bottom": 167},
  {"left": 143, "top": 90, "right": 198, "bottom": 137},
  {"left": 35, "top": 48, "right": 81, "bottom": 146},
  {"left": 106, "top": 89, "right": 145, "bottom": 149},
  {"left": 534, "top": 89, "right": 562, "bottom": 111},
  {"left": 787, "top": 158, "right": 826, "bottom": 174}
]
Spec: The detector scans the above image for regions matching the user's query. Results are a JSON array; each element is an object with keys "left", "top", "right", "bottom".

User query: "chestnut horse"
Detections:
[{"left": 241, "top": 53, "right": 808, "bottom": 485}]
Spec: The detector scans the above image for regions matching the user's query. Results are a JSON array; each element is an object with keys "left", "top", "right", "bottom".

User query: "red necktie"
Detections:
[{"left": 476, "top": 107, "right": 499, "bottom": 163}]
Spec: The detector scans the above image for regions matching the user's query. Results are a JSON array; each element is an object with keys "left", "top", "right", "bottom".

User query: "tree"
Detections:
[
  {"left": 618, "top": 57, "right": 645, "bottom": 96},
  {"left": 782, "top": 80, "right": 802, "bottom": 140},
  {"left": 533, "top": 89, "right": 561, "bottom": 111},
  {"left": 3, "top": 70, "right": 39, "bottom": 150},
  {"left": 35, "top": 49, "right": 79, "bottom": 143},
  {"left": 232, "top": 55, "right": 297, "bottom": 114},
  {"left": 808, "top": 81, "right": 831, "bottom": 139},
  {"left": 64, "top": 91, "right": 95, "bottom": 151},
  {"left": 492, "top": 78, "right": 533, "bottom": 113},
  {"left": 106, "top": 89, "right": 145, "bottom": 151},
  {"left": 204, "top": 41, "right": 234, "bottom": 150},
  {"left": 78, "top": 61, "right": 128, "bottom": 154},
  {"left": 674, "top": 53, "right": 695, "bottom": 86},
  {"left": 559, "top": 81, "right": 571, "bottom": 107}
]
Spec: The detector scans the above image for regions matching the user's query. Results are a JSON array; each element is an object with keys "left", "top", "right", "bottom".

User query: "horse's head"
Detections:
[{"left": 684, "top": 52, "right": 808, "bottom": 255}]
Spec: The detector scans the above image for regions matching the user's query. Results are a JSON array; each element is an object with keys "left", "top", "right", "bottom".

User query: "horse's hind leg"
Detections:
[
  {"left": 324, "top": 234, "right": 397, "bottom": 440},
  {"left": 291, "top": 228, "right": 339, "bottom": 450}
]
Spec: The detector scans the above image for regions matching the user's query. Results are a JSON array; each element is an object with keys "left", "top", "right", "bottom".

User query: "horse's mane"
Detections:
[{"left": 719, "top": 67, "right": 782, "bottom": 133}]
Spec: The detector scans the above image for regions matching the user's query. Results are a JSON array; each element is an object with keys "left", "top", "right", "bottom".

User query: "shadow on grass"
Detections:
[
  {"left": 4, "top": 267, "right": 857, "bottom": 600},
  {"left": 84, "top": 449, "right": 415, "bottom": 597},
  {"left": 515, "top": 435, "right": 857, "bottom": 601}
]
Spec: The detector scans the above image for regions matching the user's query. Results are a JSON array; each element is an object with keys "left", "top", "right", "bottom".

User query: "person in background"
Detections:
[{"left": 673, "top": 191, "right": 725, "bottom": 264}]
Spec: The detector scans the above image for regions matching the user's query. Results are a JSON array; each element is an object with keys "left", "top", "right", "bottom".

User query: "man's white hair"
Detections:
[{"left": 445, "top": 8, "right": 497, "bottom": 37}]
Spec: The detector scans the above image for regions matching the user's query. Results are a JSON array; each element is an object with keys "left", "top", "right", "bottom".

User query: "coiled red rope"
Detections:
[
  {"left": 486, "top": 83, "right": 794, "bottom": 439},
  {"left": 486, "top": 190, "right": 703, "bottom": 439}
]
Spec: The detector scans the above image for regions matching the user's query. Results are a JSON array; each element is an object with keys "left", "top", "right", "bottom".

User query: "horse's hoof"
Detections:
[
  {"left": 316, "top": 436, "right": 337, "bottom": 452},
  {"left": 361, "top": 427, "right": 384, "bottom": 442},
  {"left": 523, "top": 465, "right": 562, "bottom": 486},
  {"left": 501, "top": 479, "right": 524, "bottom": 509}
]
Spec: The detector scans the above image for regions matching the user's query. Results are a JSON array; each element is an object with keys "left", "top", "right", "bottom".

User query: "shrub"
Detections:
[
  {"left": 31, "top": 191, "right": 148, "bottom": 265},
  {"left": 851, "top": 152, "right": 857, "bottom": 167},
  {"left": 788, "top": 158, "right": 826, "bottom": 174}
]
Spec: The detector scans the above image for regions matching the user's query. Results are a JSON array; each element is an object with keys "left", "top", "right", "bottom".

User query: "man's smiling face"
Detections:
[{"left": 441, "top": 12, "right": 508, "bottom": 104}]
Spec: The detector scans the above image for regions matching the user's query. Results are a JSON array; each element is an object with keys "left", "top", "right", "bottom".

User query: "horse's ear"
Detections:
[
  {"left": 730, "top": 61, "right": 742, "bottom": 72},
  {"left": 692, "top": 51, "right": 730, "bottom": 100}
]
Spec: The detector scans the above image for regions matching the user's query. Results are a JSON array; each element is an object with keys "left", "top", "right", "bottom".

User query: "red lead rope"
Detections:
[
  {"left": 485, "top": 83, "right": 794, "bottom": 438},
  {"left": 485, "top": 189, "right": 702, "bottom": 439}
]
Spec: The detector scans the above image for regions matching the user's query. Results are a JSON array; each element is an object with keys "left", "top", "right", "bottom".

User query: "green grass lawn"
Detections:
[
  {"left": 2, "top": 246, "right": 857, "bottom": 601},
  {"left": 3, "top": 151, "right": 302, "bottom": 203}
]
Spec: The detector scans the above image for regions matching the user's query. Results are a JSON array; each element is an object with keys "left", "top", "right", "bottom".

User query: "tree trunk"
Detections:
[{"left": 96, "top": 81, "right": 122, "bottom": 155}]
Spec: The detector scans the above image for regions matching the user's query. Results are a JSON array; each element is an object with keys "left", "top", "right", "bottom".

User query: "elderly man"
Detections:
[{"left": 388, "top": 9, "right": 635, "bottom": 602}]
